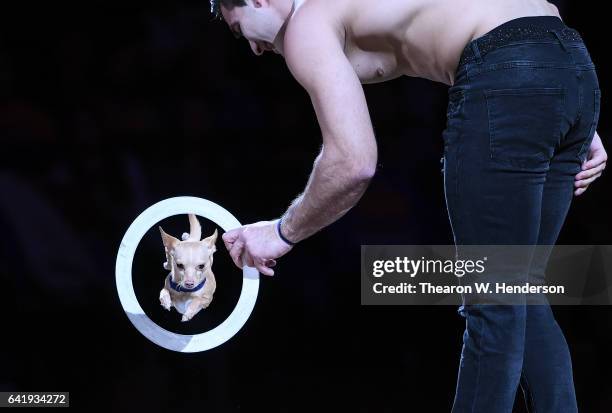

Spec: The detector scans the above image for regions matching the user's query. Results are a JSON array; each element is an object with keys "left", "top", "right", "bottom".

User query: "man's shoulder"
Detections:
[
  {"left": 284, "top": 0, "right": 344, "bottom": 51},
  {"left": 283, "top": 0, "right": 353, "bottom": 89}
]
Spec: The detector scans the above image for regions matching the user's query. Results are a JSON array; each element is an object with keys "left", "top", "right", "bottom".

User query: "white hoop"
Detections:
[{"left": 115, "top": 196, "right": 259, "bottom": 353}]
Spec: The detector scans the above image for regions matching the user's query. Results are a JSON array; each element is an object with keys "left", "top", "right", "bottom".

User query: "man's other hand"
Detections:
[{"left": 575, "top": 132, "right": 607, "bottom": 196}]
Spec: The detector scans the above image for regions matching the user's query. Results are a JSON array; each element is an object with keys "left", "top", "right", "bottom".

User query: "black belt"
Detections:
[{"left": 458, "top": 17, "right": 583, "bottom": 68}]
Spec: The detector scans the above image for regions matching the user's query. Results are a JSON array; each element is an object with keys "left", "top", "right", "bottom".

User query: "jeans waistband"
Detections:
[{"left": 457, "top": 16, "right": 583, "bottom": 69}]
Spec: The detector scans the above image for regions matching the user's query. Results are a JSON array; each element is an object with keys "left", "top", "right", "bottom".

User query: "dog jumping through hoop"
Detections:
[{"left": 159, "top": 214, "right": 218, "bottom": 322}]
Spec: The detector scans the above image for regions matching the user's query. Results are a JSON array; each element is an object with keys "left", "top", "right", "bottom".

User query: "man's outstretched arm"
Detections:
[
  {"left": 222, "top": 17, "right": 377, "bottom": 275},
  {"left": 279, "top": 18, "right": 377, "bottom": 242}
]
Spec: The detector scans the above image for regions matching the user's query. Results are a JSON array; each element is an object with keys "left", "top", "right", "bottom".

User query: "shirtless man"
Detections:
[{"left": 218, "top": 1, "right": 607, "bottom": 411}]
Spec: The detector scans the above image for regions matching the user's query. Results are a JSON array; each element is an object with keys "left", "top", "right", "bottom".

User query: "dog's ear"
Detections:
[
  {"left": 202, "top": 228, "right": 218, "bottom": 253},
  {"left": 159, "top": 226, "right": 180, "bottom": 251}
]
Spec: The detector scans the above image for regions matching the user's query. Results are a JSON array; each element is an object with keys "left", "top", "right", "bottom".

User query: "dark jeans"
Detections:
[{"left": 442, "top": 16, "right": 600, "bottom": 413}]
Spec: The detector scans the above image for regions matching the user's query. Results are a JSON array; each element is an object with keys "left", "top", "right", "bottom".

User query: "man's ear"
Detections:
[
  {"left": 202, "top": 228, "right": 218, "bottom": 252},
  {"left": 159, "top": 227, "right": 180, "bottom": 251}
]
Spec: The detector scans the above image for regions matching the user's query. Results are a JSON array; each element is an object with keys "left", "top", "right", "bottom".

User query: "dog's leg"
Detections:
[
  {"left": 181, "top": 297, "right": 211, "bottom": 322},
  {"left": 159, "top": 288, "right": 172, "bottom": 311}
]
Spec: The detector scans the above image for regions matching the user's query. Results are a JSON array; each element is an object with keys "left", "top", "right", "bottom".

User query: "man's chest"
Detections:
[{"left": 344, "top": 46, "right": 403, "bottom": 84}]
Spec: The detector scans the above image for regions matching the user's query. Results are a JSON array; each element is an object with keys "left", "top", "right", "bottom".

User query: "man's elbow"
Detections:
[
  {"left": 349, "top": 160, "right": 377, "bottom": 183},
  {"left": 356, "top": 163, "right": 377, "bottom": 181},
  {"left": 321, "top": 145, "right": 377, "bottom": 181}
]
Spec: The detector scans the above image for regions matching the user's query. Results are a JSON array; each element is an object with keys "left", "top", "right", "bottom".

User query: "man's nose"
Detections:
[{"left": 249, "top": 41, "right": 263, "bottom": 56}]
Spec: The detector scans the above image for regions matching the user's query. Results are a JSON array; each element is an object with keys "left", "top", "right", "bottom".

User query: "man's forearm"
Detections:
[{"left": 279, "top": 147, "right": 375, "bottom": 243}]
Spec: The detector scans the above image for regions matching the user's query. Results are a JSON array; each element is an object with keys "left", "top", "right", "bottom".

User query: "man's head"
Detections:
[{"left": 211, "top": 0, "right": 293, "bottom": 56}]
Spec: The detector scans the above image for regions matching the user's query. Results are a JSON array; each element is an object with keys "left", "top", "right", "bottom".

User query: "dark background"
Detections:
[{"left": 0, "top": 1, "right": 610, "bottom": 411}]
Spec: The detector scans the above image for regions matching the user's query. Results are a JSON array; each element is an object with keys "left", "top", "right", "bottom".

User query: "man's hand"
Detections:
[
  {"left": 575, "top": 132, "right": 607, "bottom": 196},
  {"left": 222, "top": 220, "right": 293, "bottom": 276}
]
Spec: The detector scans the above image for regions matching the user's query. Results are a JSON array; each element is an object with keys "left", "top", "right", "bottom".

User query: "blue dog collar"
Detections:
[{"left": 167, "top": 274, "right": 206, "bottom": 293}]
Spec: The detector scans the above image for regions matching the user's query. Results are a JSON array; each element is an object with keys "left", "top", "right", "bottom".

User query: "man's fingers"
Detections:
[
  {"left": 229, "top": 240, "right": 245, "bottom": 268},
  {"left": 243, "top": 251, "right": 255, "bottom": 268},
  {"left": 583, "top": 151, "right": 608, "bottom": 170},
  {"left": 576, "top": 162, "right": 606, "bottom": 180},
  {"left": 575, "top": 172, "right": 602, "bottom": 188},
  {"left": 255, "top": 260, "right": 275, "bottom": 276},
  {"left": 574, "top": 186, "right": 588, "bottom": 196},
  {"left": 242, "top": 254, "right": 275, "bottom": 274},
  {"left": 223, "top": 223, "right": 280, "bottom": 276},
  {"left": 575, "top": 169, "right": 603, "bottom": 186},
  {"left": 222, "top": 229, "right": 240, "bottom": 242},
  {"left": 222, "top": 229, "right": 240, "bottom": 251}
]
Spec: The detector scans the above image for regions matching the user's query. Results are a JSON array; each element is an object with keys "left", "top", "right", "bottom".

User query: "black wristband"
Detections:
[{"left": 276, "top": 218, "right": 296, "bottom": 246}]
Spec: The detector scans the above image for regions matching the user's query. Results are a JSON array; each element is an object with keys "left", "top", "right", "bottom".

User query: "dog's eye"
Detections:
[
  {"left": 177, "top": 263, "right": 184, "bottom": 270},
  {"left": 197, "top": 264, "right": 205, "bottom": 271}
]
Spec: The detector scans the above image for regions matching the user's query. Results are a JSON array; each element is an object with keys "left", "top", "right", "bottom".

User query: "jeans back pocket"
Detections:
[{"left": 484, "top": 87, "right": 565, "bottom": 169}]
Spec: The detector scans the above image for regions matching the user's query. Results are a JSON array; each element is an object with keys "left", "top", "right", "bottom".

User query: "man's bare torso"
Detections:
[{"left": 294, "top": 0, "right": 561, "bottom": 86}]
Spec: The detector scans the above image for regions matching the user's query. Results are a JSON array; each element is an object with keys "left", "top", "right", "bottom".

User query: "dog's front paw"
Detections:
[
  {"left": 159, "top": 289, "right": 172, "bottom": 310},
  {"left": 182, "top": 301, "right": 205, "bottom": 322}
]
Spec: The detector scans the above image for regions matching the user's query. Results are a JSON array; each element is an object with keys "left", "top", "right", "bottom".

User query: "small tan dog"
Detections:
[{"left": 159, "top": 214, "right": 218, "bottom": 322}]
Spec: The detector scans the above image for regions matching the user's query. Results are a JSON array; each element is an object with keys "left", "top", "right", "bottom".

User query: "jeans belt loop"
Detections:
[
  {"left": 550, "top": 28, "right": 578, "bottom": 68},
  {"left": 549, "top": 28, "right": 569, "bottom": 52}
]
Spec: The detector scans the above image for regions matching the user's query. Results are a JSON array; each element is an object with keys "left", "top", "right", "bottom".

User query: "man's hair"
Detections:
[{"left": 210, "top": 0, "right": 247, "bottom": 19}]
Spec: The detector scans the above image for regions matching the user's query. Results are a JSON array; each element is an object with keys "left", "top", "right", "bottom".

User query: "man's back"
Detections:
[{"left": 292, "top": 0, "right": 560, "bottom": 85}]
